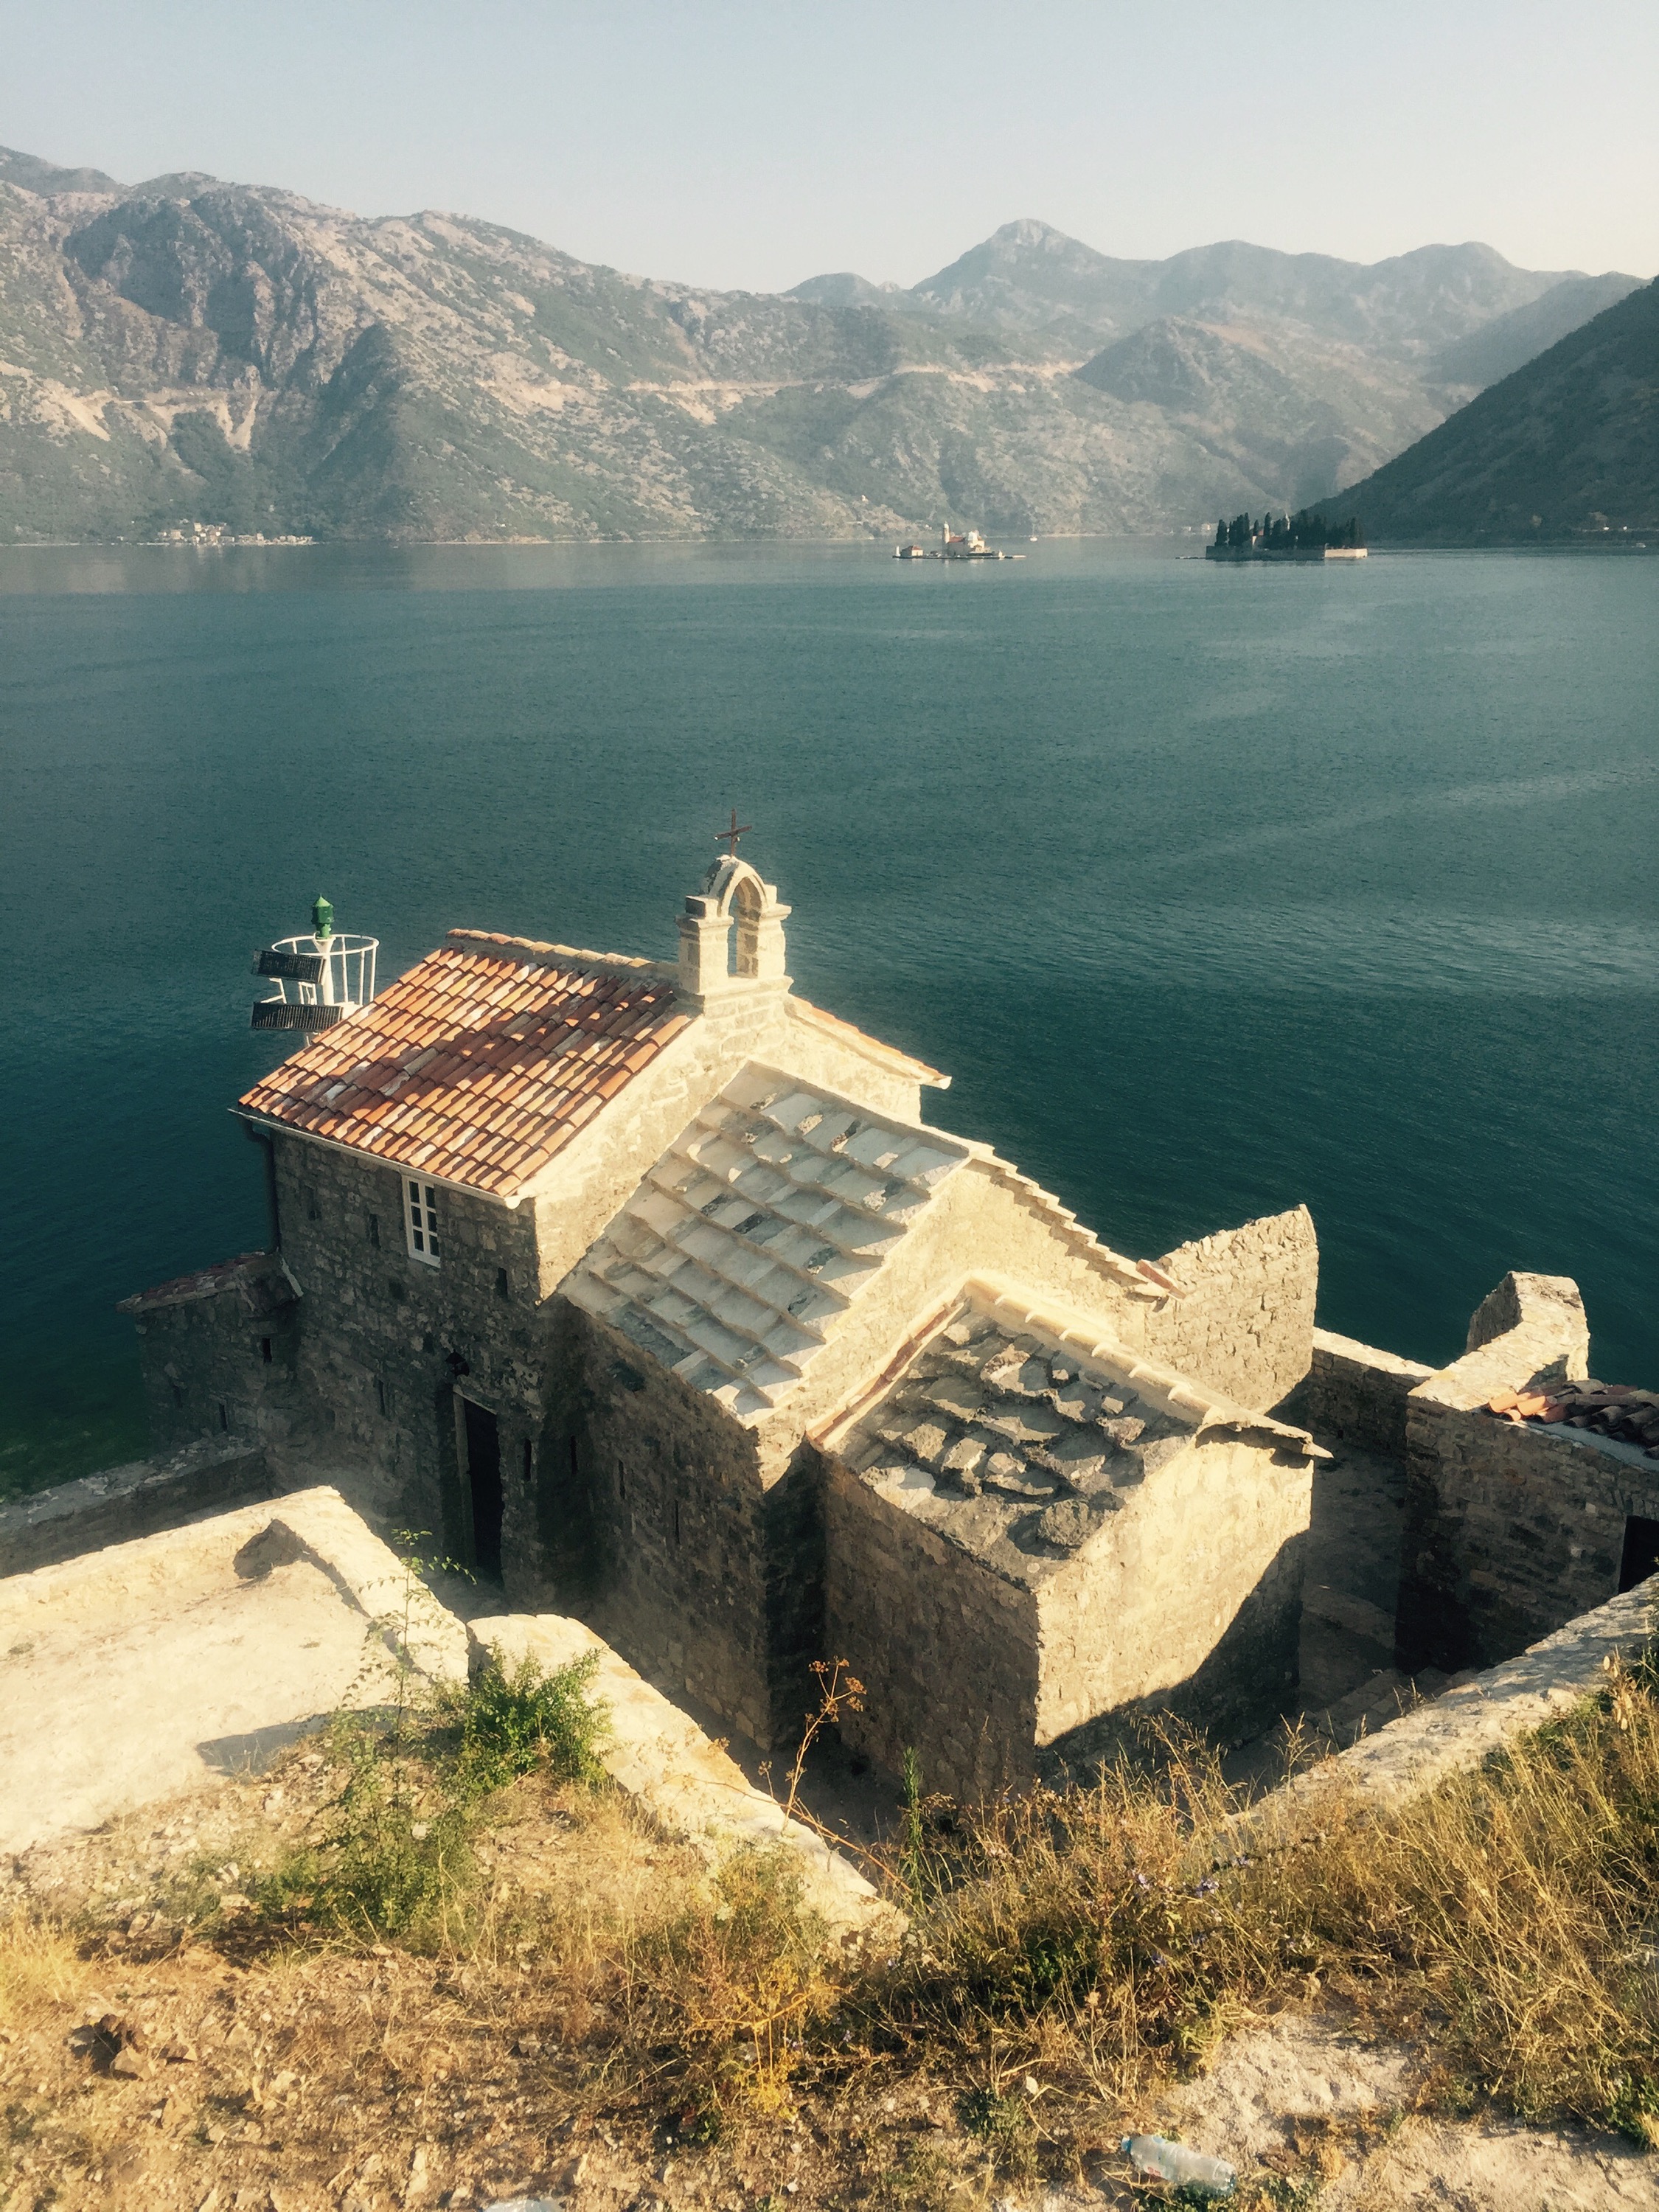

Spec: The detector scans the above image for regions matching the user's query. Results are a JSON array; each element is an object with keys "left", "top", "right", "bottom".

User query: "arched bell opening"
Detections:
[
  {"left": 731, "top": 871, "right": 765, "bottom": 978},
  {"left": 676, "top": 855, "right": 792, "bottom": 1000}
]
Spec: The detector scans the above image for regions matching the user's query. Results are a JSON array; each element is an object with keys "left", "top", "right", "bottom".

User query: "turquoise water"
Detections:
[{"left": 1, "top": 539, "right": 1655, "bottom": 1492}]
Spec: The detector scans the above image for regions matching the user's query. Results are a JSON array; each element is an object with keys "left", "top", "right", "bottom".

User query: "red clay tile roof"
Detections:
[
  {"left": 1486, "top": 1382, "right": 1659, "bottom": 1458},
  {"left": 237, "top": 933, "right": 693, "bottom": 1198}
]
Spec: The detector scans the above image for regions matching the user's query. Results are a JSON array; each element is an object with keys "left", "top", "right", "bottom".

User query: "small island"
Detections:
[{"left": 1206, "top": 509, "right": 1366, "bottom": 561}]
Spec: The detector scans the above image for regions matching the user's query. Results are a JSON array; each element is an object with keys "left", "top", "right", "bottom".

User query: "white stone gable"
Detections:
[{"left": 563, "top": 1063, "right": 968, "bottom": 1418}]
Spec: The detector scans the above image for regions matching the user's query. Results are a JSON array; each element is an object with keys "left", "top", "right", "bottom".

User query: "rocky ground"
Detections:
[{"left": 4, "top": 1738, "right": 1655, "bottom": 2211}]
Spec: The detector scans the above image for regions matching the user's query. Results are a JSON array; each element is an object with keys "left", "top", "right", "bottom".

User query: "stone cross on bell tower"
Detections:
[{"left": 676, "top": 827, "right": 790, "bottom": 1008}]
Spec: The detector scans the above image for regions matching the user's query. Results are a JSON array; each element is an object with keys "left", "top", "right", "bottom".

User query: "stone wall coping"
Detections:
[
  {"left": 116, "top": 1251, "right": 299, "bottom": 1316},
  {"left": 469, "top": 1613, "right": 897, "bottom": 1936},
  {"left": 0, "top": 1440, "right": 267, "bottom": 1568},
  {"left": 0, "top": 1485, "right": 468, "bottom": 1686},
  {"left": 443, "top": 928, "right": 679, "bottom": 982},
  {"left": 1272, "top": 1575, "right": 1658, "bottom": 1818},
  {"left": 1310, "top": 1328, "right": 1436, "bottom": 1384},
  {"left": 959, "top": 1154, "right": 1169, "bottom": 1299}
]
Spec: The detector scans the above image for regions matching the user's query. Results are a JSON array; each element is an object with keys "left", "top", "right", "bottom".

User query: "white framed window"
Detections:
[{"left": 404, "top": 1176, "right": 442, "bottom": 1266}]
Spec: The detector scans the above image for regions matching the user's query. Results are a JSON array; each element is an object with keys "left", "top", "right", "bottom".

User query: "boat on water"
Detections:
[{"left": 894, "top": 524, "right": 1026, "bottom": 561}]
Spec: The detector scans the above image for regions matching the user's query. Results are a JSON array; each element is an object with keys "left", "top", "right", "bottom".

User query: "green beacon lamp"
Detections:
[{"left": 250, "top": 896, "right": 377, "bottom": 1032}]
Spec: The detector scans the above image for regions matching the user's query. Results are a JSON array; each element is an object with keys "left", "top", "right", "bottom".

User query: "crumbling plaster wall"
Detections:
[{"left": 1393, "top": 1272, "right": 1659, "bottom": 1673}]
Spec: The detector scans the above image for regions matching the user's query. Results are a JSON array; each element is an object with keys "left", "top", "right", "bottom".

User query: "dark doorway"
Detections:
[
  {"left": 463, "top": 1399, "right": 504, "bottom": 1579},
  {"left": 1619, "top": 1515, "right": 1659, "bottom": 1593}
]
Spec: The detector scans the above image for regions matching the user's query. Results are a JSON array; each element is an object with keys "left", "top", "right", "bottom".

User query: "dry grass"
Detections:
[
  {"left": 863, "top": 1654, "right": 1659, "bottom": 2149},
  {"left": 6, "top": 1651, "right": 1659, "bottom": 2205}
]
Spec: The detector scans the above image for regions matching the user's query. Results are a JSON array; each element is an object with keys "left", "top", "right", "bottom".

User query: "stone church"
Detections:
[{"left": 123, "top": 852, "right": 1325, "bottom": 1795}]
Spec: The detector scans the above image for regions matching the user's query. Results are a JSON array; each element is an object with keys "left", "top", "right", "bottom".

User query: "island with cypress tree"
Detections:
[{"left": 1206, "top": 510, "right": 1366, "bottom": 561}]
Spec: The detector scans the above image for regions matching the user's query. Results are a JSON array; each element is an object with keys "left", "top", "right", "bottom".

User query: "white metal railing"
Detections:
[{"left": 252, "top": 933, "right": 378, "bottom": 1030}]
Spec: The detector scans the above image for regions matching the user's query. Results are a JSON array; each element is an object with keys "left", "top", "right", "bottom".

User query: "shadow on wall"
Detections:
[{"left": 1036, "top": 1526, "right": 1307, "bottom": 1784}]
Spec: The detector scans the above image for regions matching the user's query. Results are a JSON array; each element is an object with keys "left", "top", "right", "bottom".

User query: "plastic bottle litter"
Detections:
[{"left": 1121, "top": 2133, "right": 1236, "bottom": 2196}]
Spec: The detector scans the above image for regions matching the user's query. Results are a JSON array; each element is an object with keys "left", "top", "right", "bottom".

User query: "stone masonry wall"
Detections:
[
  {"left": 560, "top": 1301, "right": 780, "bottom": 1747},
  {"left": 128, "top": 1273, "right": 300, "bottom": 1457},
  {"left": 0, "top": 1441, "right": 271, "bottom": 1578},
  {"left": 824, "top": 1429, "right": 1310, "bottom": 1801},
  {"left": 1279, "top": 1329, "right": 1435, "bottom": 1463},
  {"left": 824, "top": 1456, "right": 1041, "bottom": 1801},
  {"left": 1147, "top": 1206, "right": 1320, "bottom": 1413},
  {"left": 750, "top": 1175, "right": 1316, "bottom": 1483},
  {"left": 267, "top": 1132, "right": 551, "bottom": 1560},
  {"left": 1394, "top": 1273, "right": 1659, "bottom": 1673},
  {"left": 1037, "top": 1433, "right": 1310, "bottom": 1770},
  {"left": 1397, "top": 1403, "right": 1659, "bottom": 1673}
]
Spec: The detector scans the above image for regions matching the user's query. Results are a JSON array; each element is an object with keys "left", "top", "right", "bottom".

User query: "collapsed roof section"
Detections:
[
  {"left": 563, "top": 1063, "right": 970, "bottom": 1419},
  {"left": 818, "top": 1278, "right": 1323, "bottom": 1589}
]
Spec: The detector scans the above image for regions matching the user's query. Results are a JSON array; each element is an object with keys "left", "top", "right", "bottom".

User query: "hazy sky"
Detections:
[{"left": 2, "top": 1, "right": 1655, "bottom": 291}]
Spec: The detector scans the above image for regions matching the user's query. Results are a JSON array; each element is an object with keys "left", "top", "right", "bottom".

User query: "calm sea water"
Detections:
[{"left": 1, "top": 539, "right": 1655, "bottom": 1493}]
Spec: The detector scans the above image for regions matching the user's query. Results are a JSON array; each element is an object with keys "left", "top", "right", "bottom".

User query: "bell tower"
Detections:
[{"left": 676, "top": 849, "right": 791, "bottom": 1008}]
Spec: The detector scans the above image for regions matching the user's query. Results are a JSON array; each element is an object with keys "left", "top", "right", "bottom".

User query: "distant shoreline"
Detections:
[{"left": 0, "top": 533, "right": 1649, "bottom": 555}]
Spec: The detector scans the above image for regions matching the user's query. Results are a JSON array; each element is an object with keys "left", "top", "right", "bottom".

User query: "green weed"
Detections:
[
  {"left": 251, "top": 1644, "right": 609, "bottom": 1950},
  {"left": 448, "top": 1644, "right": 610, "bottom": 1794}
]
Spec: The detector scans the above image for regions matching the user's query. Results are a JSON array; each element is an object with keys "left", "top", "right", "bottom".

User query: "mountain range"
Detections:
[
  {"left": 0, "top": 146, "right": 1644, "bottom": 543},
  {"left": 1315, "top": 274, "right": 1659, "bottom": 543}
]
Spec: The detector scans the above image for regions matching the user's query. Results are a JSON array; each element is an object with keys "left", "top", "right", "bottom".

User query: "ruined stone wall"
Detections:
[
  {"left": 128, "top": 1276, "right": 300, "bottom": 1456},
  {"left": 1146, "top": 1207, "right": 1319, "bottom": 1413},
  {"left": 559, "top": 1301, "right": 779, "bottom": 1747},
  {"left": 1279, "top": 1329, "right": 1435, "bottom": 1462},
  {"left": 1037, "top": 1433, "right": 1310, "bottom": 1769},
  {"left": 267, "top": 1133, "right": 551, "bottom": 1557},
  {"left": 1394, "top": 1273, "right": 1657, "bottom": 1673},
  {"left": 1398, "top": 1400, "right": 1659, "bottom": 1672},
  {"left": 824, "top": 1457, "right": 1041, "bottom": 1800}
]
